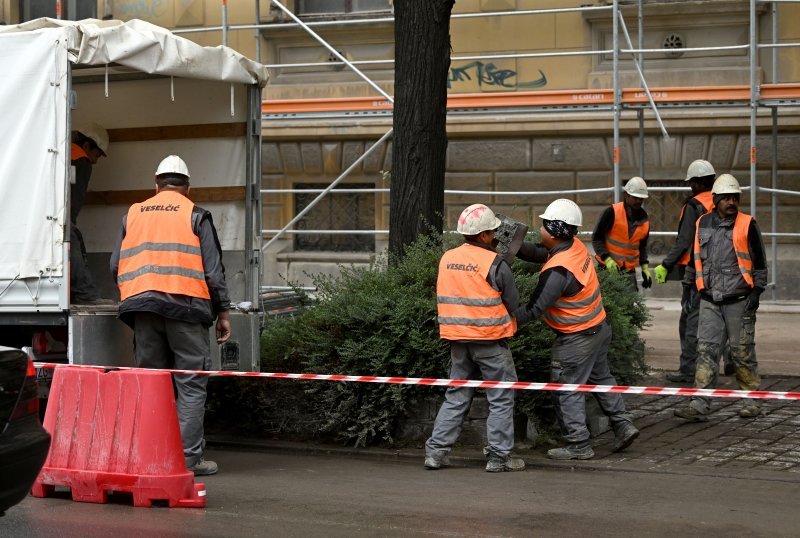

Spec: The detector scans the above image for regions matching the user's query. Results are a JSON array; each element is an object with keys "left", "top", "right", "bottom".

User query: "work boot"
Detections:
[
  {"left": 485, "top": 455, "right": 526, "bottom": 473},
  {"left": 189, "top": 459, "right": 218, "bottom": 476},
  {"left": 424, "top": 450, "right": 450, "bottom": 470},
  {"left": 674, "top": 403, "right": 709, "bottom": 422},
  {"left": 666, "top": 371, "right": 694, "bottom": 384},
  {"left": 547, "top": 443, "right": 594, "bottom": 461},
  {"left": 739, "top": 403, "right": 762, "bottom": 418},
  {"left": 612, "top": 422, "right": 640, "bottom": 453}
]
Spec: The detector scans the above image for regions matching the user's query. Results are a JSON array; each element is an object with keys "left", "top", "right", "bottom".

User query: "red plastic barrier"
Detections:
[{"left": 31, "top": 367, "right": 206, "bottom": 508}]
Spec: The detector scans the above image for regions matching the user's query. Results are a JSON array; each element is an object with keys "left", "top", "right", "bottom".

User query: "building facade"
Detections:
[{"left": 4, "top": 0, "right": 799, "bottom": 297}]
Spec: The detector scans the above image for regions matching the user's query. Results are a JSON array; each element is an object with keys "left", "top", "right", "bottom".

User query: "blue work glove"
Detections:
[
  {"left": 654, "top": 264, "right": 669, "bottom": 284},
  {"left": 641, "top": 264, "right": 652, "bottom": 289},
  {"left": 604, "top": 258, "right": 619, "bottom": 273}
]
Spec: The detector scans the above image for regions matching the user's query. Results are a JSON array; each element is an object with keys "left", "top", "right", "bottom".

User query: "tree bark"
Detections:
[{"left": 389, "top": 0, "right": 454, "bottom": 262}]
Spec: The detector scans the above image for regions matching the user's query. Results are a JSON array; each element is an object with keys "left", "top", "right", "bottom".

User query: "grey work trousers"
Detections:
[
  {"left": 133, "top": 312, "right": 211, "bottom": 468},
  {"left": 677, "top": 283, "right": 700, "bottom": 376},
  {"left": 425, "top": 341, "right": 518, "bottom": 458},
  {"left": 690, "top": 298, "right": 760, "bottom": 413},
  {"left": 551, "top": 322, "right": 630, "bottom": 444},
  {"left": 69, "top": 226, "right": 100, "bottom": 302}
]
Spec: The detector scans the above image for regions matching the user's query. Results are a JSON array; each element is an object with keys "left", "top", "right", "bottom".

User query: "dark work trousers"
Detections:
[
  {"left": 425, "top": 341, "right": 518, "bottom": 458},
  {"left": 622, "top": 270, "right": 638, "bottom": 293},
  {"left": 551, "top": 322, "right": 630, "bottom": 444},
  {"left": 690, "top": 298, "right": 760, "bottom": 413},
  {"left": 678, "top": 283, "right": 732, "bottom": 376},
  {"left": 69, "top": 226, "right": 101, "bottom": 302},
  {"left": 678, "top": 283, "right": 700, "bottom": 376},
  {"left": 133, "top": 312, "right": 211, "bottom": 468}
]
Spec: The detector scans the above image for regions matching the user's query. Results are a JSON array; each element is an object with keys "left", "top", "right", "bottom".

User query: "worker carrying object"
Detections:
[
  {"left": 592, "top": 176, "right": 651, "bottom": 292},
  {"left": 426, "top": 203, "right": 526, "bottom": 473},
  {"left": 70, "top": 122, "right": 114, "bottom": 305},
  {"left": 674, "top": 174, "right": 768, "bottom": 422},
  {"left": 656, "top": 159, "right": 719, "bottom": 384},
  {"left": 512, "top": 199, "right": 639, "bottom": 460},
  {"left": 110, "top": 154, "right": 232, "bottom": 477}
]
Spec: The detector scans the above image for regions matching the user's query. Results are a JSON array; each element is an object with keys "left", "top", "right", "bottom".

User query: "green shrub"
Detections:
[{"left": 256, "top": 232, "right": 650, "bottom": 447}]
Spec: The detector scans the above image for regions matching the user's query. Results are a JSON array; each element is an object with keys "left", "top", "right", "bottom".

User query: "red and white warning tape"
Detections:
[{"left": 34, "top": 362, "right": 800, "bottom": 401}]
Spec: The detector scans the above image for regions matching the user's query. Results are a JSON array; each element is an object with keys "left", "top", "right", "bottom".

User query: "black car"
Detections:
[{"left": 0, "top": 346, "right": 51, "bottom": 516}]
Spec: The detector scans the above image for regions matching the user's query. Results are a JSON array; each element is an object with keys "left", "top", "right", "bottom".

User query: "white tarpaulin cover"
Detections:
[
  {"left": 0, "top": 27, "right": 69, "bottom": 281},
  {"left": 0, "top": 18, "right": 269, "bottom": 87},
  {"left": 0, "top": 19, "right": 267, "bottom": 284}
]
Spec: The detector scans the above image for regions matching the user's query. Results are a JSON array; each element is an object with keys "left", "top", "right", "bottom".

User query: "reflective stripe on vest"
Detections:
[
  {"left": 436, "top": 244, "right": 516, "bottom": 340},
  {"left": 71, "top": 143, "right": 88, "bottom": 161},
  {"left": 118, "top": 190, "right": 210, "bottom": 301},
  {"left": 694, "top": 212, "right": 755, "bottom": 292},
  {"left": 542, "top": 238, "right": 606, "bottom": 334},
  {"left": 594, "top": 202, "right": 649, "bottom": 270},
  {"left": 677, "top": 191, "right": 714, "bottom": 266}
]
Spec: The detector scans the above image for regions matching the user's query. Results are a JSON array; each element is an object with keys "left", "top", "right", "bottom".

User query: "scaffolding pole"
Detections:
[
  {"left": 613, "top": 0, "right": 621, "bottom": 202},
  {"left": 750, "top": 0, "right": 758, "bottom": 218}
]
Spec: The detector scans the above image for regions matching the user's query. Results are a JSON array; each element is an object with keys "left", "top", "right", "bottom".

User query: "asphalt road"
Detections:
[{"left": 4, "top": 449, "right": 800, "bottom": 537}]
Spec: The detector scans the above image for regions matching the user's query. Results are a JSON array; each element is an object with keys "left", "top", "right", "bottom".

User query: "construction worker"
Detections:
[
  {"left": 110, "top": 155, "right": 232, "bottom": 476},
  {"left": 71, "top": 123, "right": 113, "bottom": 304},
  {"left": 674, "top": 174, "right": 767, "bottom": 421},
  {"left": 654, "top": 159, "right": 717, "bottom": 383},
  {"left": 426, "top": 203, "right": 525, "bottom": 473},
  {"left": 592, "top": 176, "right": 651, "bottom": 292},
  {"left": 513, "top": 199, "right": 639, "bottom": 460}
]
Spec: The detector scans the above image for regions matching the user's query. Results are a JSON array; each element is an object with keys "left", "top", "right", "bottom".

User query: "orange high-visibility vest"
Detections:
[
  {"left": 542, "top": 238, "right": 606, "bottom": 334},
  {"left": 117, "top": 190, "right": 210, "bottom": 301},
  {"left": 595, "top": 202, "right": 650, "bottom": 270},
  {"left": 71, "top": 143, "right": 88, "bottom": 161},
  {"left": 694, "top": 212, "right": 755, "bottom": 292},
  {"left": 437, "top": 244, "right": 516, "bottom": 341},
  {"left": 677, "top": 191, "right": 714, "bottom": 266}
]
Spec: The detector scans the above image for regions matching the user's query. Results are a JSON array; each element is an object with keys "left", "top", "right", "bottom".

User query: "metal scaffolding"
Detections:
[{"left": 173, "top": 0, "right": 800, "bottom": 292}]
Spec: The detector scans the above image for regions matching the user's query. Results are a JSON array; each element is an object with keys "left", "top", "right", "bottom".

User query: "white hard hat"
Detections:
[
  {"left": 76, "top": 122, "right": 109, "bottom": 156},
  {"left": 685, "top": 159, "right": 715, "bottom": 181},
  {"left": 456, "top": 204, "right": 501, "bottom": 235},
  {"left": 539, "top": 199, "right": 583, "bottom": 227},
  {"left": 712, "top": 173, "right": 742, "bottom": 195},
  {"left": 155, "top": 155, "right": 190, "bottom": 178},
  {"left": 623, "top": 176, "right": 649, "bottom": 199}
]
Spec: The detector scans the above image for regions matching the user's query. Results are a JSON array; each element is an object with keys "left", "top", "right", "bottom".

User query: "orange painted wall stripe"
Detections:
[{"left": 262, "top": 84, "right": 800, "bottom": 115}]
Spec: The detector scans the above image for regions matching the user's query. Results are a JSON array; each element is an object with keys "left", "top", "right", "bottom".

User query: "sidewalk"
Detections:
[
  {"left": 643, "top": 298, "right": 800, "bottom": 377},
  {"left": 210, "top": 299, "right": 800, "bottom": 478}
]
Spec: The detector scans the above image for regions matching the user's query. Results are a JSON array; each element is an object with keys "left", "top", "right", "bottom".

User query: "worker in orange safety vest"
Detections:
[
  {"left": 592, "top": 176, "right": 651, "bottom": 292},
  {"left": 110, "top": 155, "right": 232, "bottom": 477},
  {"left": 655, "top": 159, "right": 719, "bottom": 384},
  {"left": 70, "top": 123, "right": 113, "bottom": 305},
  {"left": 426, "top": 203, "right": 525, "bottom": 473},
  {"left": 512, "top": 199, "right": 639, "bottom": 460},
  {"left": 674, "top": 174, "right": 767, "bottom": 422}
]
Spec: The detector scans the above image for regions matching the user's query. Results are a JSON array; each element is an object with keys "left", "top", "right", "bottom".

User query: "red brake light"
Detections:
[
  {"left": 27, "top": 356, "right": 36, "bottom": 377},
  {"left": 32, "top": 331, "right": 48, "bottom": 355}
]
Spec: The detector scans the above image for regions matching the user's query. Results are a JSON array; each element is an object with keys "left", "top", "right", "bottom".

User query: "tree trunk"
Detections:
[{"left": 389, "top": 0, "right": 454, "bottom": 262}]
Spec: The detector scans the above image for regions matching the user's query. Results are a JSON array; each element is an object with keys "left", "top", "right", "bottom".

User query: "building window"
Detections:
[
  {"left": 294, "top": 183, "right": 375, "bottom": 252},
  {"left": 20, "top": 0, "right": 96, "bottom": 22},
  {"left": 298, "top": 0, "right": 392, "bottom": 16}
]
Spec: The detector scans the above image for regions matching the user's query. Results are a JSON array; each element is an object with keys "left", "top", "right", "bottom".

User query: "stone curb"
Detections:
[{"left": 206, "top": 435, "right": 800, "bottom": 483}]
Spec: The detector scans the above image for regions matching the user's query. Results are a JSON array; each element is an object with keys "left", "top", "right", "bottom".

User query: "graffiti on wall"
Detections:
[
  {"left": 448, "top": 62, "right": 547, "bottom": 90},
  {"left": 116, "top": 0, "right": 169, "bottom": 19}
]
